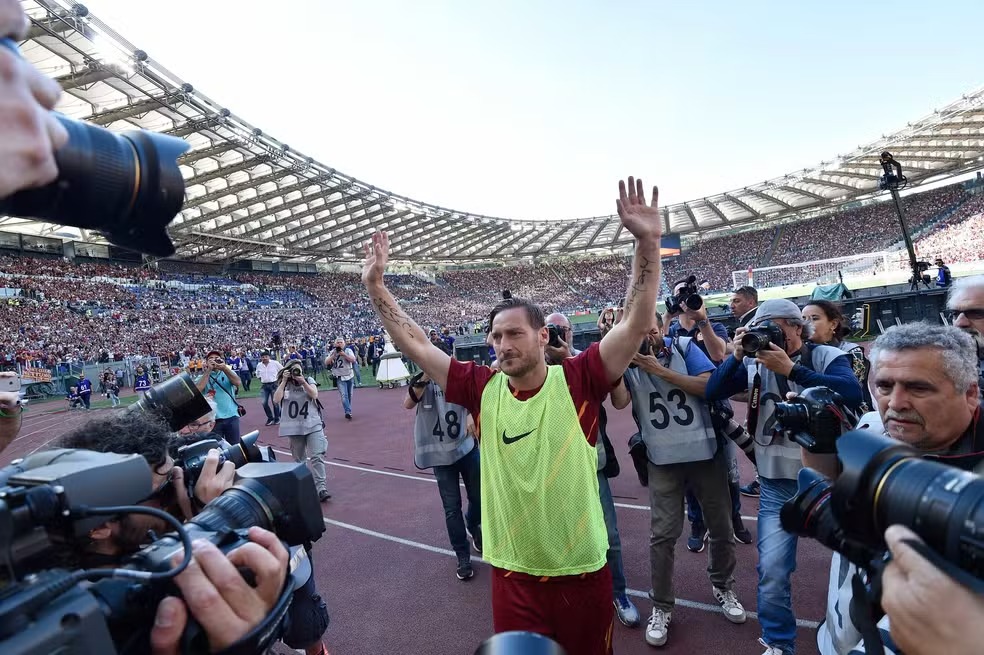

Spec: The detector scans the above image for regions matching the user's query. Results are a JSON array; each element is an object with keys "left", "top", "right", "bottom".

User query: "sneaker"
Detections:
[
  {"left": 265, "top": 419, "right": 275, "bottom": 426},
  {"left": 733, "top": 516, "right": 753, "bottom": 544},
  {"left": 319, "top": 490, "right": 331, "bottom": 502},
  {"left": 469, "top": 528, "right": 483, "bottom": 555},
  {"left": 740, "top": 479, "right": 760, "bottom": 498},
  {"left": 644, "top": 607, "right": 671, "bottom": 647},
  {"left": 758, "top": 638, "right": 786, "bottom": 655},
  {"left": 345, "top": 413, "right": 352, "bottom": 420},
  {"left": 712, "top": 587, "right": 747, "bottom": 624},
  {"left": 687, "top": 522, "right": 707, "bottom": 553},
  {"left": 273, "top": 418, "right": 280, "bottom": 425},
  {"left": 456, "top": 558, "right": 474, "bottom": 581},
  {"left": 614, "top": 594, "right": 640, "bottom": 628}
]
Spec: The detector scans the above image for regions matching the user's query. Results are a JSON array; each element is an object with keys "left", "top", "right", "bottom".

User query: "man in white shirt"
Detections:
[{"left": 255, "top": 350, "right": 284, "bottom": 426}]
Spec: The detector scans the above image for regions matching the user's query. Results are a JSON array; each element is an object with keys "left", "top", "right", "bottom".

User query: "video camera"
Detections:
[
  {"left": 774, "top": 386, "right": 858, "bottom": 454},
  {"left": 0, "top": 449, "right": 325, "bottom": 655},
  {"left": 739, "top": 319, "right": 785, "bottom": 355},
  {"left": 665, "top": 275, "right": 702, "bottom": 314},
  {"left": 781, "top": 430, "right": 984, "bottom": 652}
]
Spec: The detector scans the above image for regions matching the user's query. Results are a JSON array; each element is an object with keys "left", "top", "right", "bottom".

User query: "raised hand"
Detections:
[
  {"left": 616, "top": 177, "right": 661, "bottom": 243},
  {"left": 362, "top": 231, "right": 389, "bottom": 287}
]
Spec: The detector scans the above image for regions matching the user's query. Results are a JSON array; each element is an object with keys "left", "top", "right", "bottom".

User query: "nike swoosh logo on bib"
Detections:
[{"left": 502, "top": 429, "right": 535, "bottom": 445}]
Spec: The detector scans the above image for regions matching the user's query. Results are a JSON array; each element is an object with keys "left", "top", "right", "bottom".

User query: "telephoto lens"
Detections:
[{"left": 128, "top": 372, "right": 211, "bottom": 432}]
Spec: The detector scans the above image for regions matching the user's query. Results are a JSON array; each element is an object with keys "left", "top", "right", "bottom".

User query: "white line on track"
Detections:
[
  {"left": 321, "top": 517, "right": 820, "bottom": 630},
  {"left": 280, "top": 449, "right": 760, "bottom": 522}
]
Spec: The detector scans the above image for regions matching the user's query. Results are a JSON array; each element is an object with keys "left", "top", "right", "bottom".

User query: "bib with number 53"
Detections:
[{"left": 624, "top": 337, "right": 718, "bottom": 465}]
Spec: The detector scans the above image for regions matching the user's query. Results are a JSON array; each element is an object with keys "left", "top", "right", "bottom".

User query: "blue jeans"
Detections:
[
  {"left": 353, "top": 363, "right": 362, "bottom": 385},
  {"left": 757, "top": 476, "right": 800, "bottom": 655},
  {"left": 261, "top": 383, "right": 281, "bottom": 422},
  {"left": 432, "top": 447, "right": 481, "bottom": 558},
  {"left": 598, "top": 471, "right": 627, "bottom": 598},
  {"left": 337, "top": 378, "right": 354, "bottom": 415}
]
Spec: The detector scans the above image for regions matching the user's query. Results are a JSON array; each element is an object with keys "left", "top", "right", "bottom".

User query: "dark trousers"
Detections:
[
  {"left": 261, "top": 383, "right": 281, "bottom": 421},
  {"left": 239, "top": 369, "right": 252, "bottom": 391},
  {"left": 213, "top": 415, "right": 241, "bottom": 445},
  {"left": 79, "top": 392, "right": 91, "bottom": 409},
  {"left": 432, "top": 447, "right": 481, "bottom": 558}
]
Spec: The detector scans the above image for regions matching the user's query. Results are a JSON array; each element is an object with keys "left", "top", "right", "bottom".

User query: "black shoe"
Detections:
[
  {"left": 469, "top": 528, "right": 483, "bottom": 555},
  {"left": 734, "top": 517, "right": 753, "bottom": 544},
  {"left": 456, "top": 558, "right": 474, "bottom": 581},
  {"left": 273, "top": 418, "right": 280, "bottom": 425},
  {"left": 319, "top": 490, "right": 331, "bottom": 502},
  {"left": 345, "top": 413, "right": 352, "bottom": 420},
  {"left": 265, "top": 419, "right": 274, "bottom": 426},
  {"left": 687, "top": 522, "right": 707, "bottom": 553},
  {"left": 740, "top": 480, "right": 760, "bottom": 498}
]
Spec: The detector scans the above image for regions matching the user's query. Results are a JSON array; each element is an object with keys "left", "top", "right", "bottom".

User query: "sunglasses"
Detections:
[{"left": 946, "top": 309, "right": 984, "bottom": 322}]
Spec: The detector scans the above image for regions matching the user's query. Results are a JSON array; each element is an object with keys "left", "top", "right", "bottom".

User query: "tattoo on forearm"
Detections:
[
  {"left": 372, "top": 297, "right": 417, "bottom": 339},
  {"left": 624, "top": 253, "right": 656, "bottom": 314}
]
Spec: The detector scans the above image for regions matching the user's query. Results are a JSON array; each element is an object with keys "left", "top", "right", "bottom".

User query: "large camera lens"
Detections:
[
  {"left": 774, "top": 401, "right": 809, "bottom": 431},
  {"left": 833, "top": 430, "right": 984, "bottom": 577},
  {"left": 0, "top": 116, "right": 188, "bottom": 257},
  {"left": 740, "top": 331, "right": 770, "bottom": 354},
  {"left": 129, "top": 372, "right": 211, "bottom": 432}
]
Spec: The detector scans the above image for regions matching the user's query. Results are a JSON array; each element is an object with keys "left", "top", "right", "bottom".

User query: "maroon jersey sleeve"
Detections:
[
  {"left": 445, "top": 358, "right": 496, "bottom": 419},
  {"left": 560, "top": 342, "right": 613, "bottom": 446}
]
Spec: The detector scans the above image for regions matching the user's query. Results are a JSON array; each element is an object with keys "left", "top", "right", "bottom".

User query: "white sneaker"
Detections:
[
  {"left": 713, "top": 586, "right": 747, "bottom": 624},
  {"left": 758, "top": 637, "right": 786, "bottom": 655},
  {"left": 645, "top": 607, "right": 671, "bottom": 647}
]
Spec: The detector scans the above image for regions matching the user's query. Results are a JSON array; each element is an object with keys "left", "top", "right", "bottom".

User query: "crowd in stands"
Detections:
[{"left": 1, "top": 182, "right": 983, "bottom": 365}]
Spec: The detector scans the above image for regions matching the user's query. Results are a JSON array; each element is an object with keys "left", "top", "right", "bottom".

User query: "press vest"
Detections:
[
  {"left": 331, "top": 349, "right": 355, "bottom": 380},
  {"left": 624, "top": 337, "right": 718, "bottom": 466},
  {"left": 479, "top": 365, "right": 608, "bottom": 576},
  {"left": 278, "top": 380, "right": 323, "bottom": 437},
  {"left": 746, "top": 343, "right": 846, "bottom": 480},
  {"left": 413, "top": 381, "right": 475, "bottom": 469}
]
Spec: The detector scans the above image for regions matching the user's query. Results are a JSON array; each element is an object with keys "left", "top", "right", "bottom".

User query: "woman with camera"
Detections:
[
  {"left": 273, "top": 361, "right": 330, "bottom": 502},
  {"left": 801, "top": 300, "right": 871, "bottom": 410}
]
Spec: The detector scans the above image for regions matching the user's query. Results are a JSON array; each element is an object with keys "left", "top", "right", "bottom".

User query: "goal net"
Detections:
[{"left": 731, "top": 251, "right": 911, "bottom": 291}]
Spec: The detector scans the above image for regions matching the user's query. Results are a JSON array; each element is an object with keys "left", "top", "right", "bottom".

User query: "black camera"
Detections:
[
  {"left": 665, "top": 275, "right": 703, "bottom": 314},
  {"left": 0, "top": 38, "right": 187, "bottom": 257},
  {"left": 173, "top": 430, "right": 276, "bottom": 499},
  {"left": 546, "top": 324, "right": 564, "bottom": 348},
  {"left": 128, "top": 372, "right": 210, "bottom": 432},
  {"left": 774, "top": 386, "right": 856, "bottom": 454},
  {"left": 739, "top": 319, "right": 786, "bottom": 355},
  {"left": 0, "top": 449, "right": 325, "bottom": 655},
  {"left": 782, "top": 429, "right": 984, "bottom": 586}
]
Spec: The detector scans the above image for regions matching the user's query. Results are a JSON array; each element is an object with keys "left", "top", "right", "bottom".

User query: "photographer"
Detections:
[
  {"left": 802, "top": 300, "right": 871, "bottom": 411},
  {"left": 325, "top": 337, "right": 357, "bottom": 420},
  {"left": 0, "top": 0, "right": 68, "bottom": 199},
  {"left": 403, "top": 370, "right": 482, "bottom": 581},
  {"left": 273, "top": 361, "right": 331, "bottom": 502},
  {"left": 946, "top": 274, "right": 984, "bottom": 388},
  {"left": 195, "top": 350, "right": 242, "bottom": 445},
  {"left": 622, "top": 311, "right": 747, "bottom": 647},
  {"left": 665, "top": 279, "right": 750, "bottom": 550},
  {"left": 545, "top": 311, "right": 640, "bottom": 629},
  {"left": 362, "top": 177, "right": 664, "bottom": 655},
  {"left": 808, "top": 323, "right": 984, "bottom": 655},
  {"left": 704, "top": 299, "right": 863, "bottom": 655}
]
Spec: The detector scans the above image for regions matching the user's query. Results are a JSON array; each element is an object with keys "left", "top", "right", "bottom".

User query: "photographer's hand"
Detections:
[
  {"left": 150, "top": 527, "right": 289, "bottom": 655},
  {"left": 0, "top": 2, "right": 69, "bottom": 199},
  {"left": 731, "top": 327, "right": 748, "bottom": 360},
  {"left": 882, "top": 525, "right": 984, "bottom": 655},
  {"left": 632, "top": 352, "right": 666, "bottom": 377},
  {"left": 194, "top": 449, "right": 236, "bottom": 506},
  {"left": 544, "top": 338, "right": 573, "bottom": 364},
  {"left": 756, "top": 343, "right": 794, "bottom": 376}
]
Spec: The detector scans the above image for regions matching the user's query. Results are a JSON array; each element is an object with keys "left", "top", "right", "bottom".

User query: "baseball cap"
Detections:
[
  {"left": 749, "top": 299, "right": 802, "bottom": 326},
  {"left": 206, "top": 350, "right": 222, "bottom": 359}
]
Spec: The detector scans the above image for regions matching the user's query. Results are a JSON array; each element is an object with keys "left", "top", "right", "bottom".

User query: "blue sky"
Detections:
[{"left": 85, "top": 0, "right": 984, "bottom": 220}]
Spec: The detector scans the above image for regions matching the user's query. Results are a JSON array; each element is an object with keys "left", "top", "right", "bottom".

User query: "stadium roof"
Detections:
[{"left": 7, "top": 0, "right": 984, "bottom": 264}]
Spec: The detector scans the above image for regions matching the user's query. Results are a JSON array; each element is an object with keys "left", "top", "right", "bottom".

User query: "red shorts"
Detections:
[{"left": 491, "top": 566, "right": 614, "bottom": 655}]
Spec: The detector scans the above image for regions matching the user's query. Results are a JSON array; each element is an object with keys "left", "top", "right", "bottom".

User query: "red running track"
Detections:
[{"left": 2, "top": 387, "right": 827, "bottom": 655}]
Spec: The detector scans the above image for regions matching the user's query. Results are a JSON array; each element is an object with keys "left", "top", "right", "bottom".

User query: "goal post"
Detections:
[{"left": 731, "top": 251, "right": 909, "bottom": 291}]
